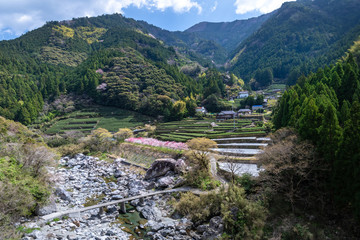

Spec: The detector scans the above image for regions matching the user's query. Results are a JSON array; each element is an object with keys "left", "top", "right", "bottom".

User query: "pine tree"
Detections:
[
  {"left": 317, "top": 103, "right": 342, "bottom": 162},
  {"left": 336, "top": 102, "right": 360, "bottom": 214},
  {"left": 298, "top": 97, "right": 321, "bottom": 140}
]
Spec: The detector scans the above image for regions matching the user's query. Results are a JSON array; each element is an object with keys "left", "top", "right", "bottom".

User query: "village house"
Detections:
[
  {"left": 216, "top": 110, "right": 237, "bottom": 121},
  {"left": 195, "top": 107, "right": 207, "bottom": 114},
  {"left": 252, "top": 105, "right": 264, "bottom": 111},
  {"left": 263, "top": 98, "right": 268, "bottom": 107},
  {"left": 238, "top": 91, "right": 249, "bottom": 99},
  {"left": 238, "top": 109, "right": 252, "bottom": 115}
]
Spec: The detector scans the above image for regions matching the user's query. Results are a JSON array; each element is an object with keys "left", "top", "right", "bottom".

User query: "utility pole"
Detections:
[
  {"left": 230, "top": 99, "right": 235, "bottom": 130},
  {"left": 233, "top": 106, "right": 235, "bottom": 130}
]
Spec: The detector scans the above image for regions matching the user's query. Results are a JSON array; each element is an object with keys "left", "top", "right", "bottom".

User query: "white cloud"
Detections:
[
  {"left": 211, "top": 1, "right": 218, "bottom": 12},
  {"left": 100, "top": 0, "right": 148, "bottom": 13},
  {"left": 17, "top": 15, "right": 32, "bottom": 23},
  {"left": 152, "top": 0, "right": 202, "bottom": 13},
  {"left": 0, "top": 11, "right": 44, "bottom": 36},
  {"left": 234, "top": 0, "right": 295, "bottom": 14},
  {"left": 0, "top": 0, "right": 202, "bottom": 38}
]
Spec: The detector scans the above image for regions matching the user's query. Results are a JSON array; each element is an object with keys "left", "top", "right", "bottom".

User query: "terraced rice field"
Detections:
[
  {"left": 212, "top": 136, "right": 270, "bottom": 157},
  {"left": 155, "top": 119, "right": 266, "bottom": 142},
  {"left": 45, "top": 106, "right": 153, "bottom": 135},
  {"left": 218, "top": 162, "right": 263, "bottom": 177},
  {"left": 155, "top": 118, "right": 271, "bottom": 169}
]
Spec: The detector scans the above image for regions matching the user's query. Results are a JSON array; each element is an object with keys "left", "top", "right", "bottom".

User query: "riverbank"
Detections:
[{"left": 19, "top": 154, "right": 194, "bottom": 240}]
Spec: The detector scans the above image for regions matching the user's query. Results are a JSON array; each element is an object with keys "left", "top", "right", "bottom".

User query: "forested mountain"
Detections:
[
  {"left": 185, "top": 13, "right": 272, "bottom": 52},
  {"left": 0, "top": 14, "right": 207, "bottom": 124},
  {"left": 1, "top": 0, "right": 360, "bottom": 124},
  {"left": 0, "top": 13, "right": 231, "bottom": 124},
  {"left": 131, "top": 21, "right": 225, "bottom": 65},
  {"left": 273, "top": 47, "right": 360, "bottom": 217},
  {"left": 230, "top": 0, "right": 360, "bottom": 87}
]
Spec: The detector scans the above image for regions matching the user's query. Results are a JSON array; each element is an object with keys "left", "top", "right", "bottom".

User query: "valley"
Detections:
[{"left": 1, "top": 0, "right": 360, "bottom": 239}]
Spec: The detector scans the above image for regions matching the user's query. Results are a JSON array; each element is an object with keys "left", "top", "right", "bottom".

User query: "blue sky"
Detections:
[{"left": 0, "top": 0, "right": 294, "bottom": 40}]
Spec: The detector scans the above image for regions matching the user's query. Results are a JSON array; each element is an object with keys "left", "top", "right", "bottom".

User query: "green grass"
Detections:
[
  {"left": 58, "top": 129, "right": 92, "bottom": 134},
  {"left": 158, "top": 135, "right": 191, "bottom": 142},
  {"left": 16, "top": 226, "right": 41, "bottom": 234},
  {"left": 68, "top": 111, "right": 100, "bottom": 117},
  {"left": 96, "top": 115, "right": 148, "bottom": 131},
  {"left": 208, "top": 131, "right": 266, "bottom": 138},
  {"left": 158, "top": 122, "right": 251, "bottom": 131},
  {"left": 162, "top": 131, "right": 265, "bottom": 138},
  {"left": 264, "top": 84, "right": 287, "bottom": 93}
]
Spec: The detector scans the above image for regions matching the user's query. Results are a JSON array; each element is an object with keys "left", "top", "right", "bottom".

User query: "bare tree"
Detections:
[
  {"left": 223, "top": 157, "right": 243, "bottom": 183},
  {"left": 258, "top": 128, "right": 329, "bottom": 212}
]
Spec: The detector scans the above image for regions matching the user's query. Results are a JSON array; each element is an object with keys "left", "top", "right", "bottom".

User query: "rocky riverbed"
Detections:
[{"left": 19, "top": 154, "right": 198, "bottom": 240}]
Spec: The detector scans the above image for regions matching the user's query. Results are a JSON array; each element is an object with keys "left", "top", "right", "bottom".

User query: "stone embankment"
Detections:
[{"left": 19, "top": 154, "right": 214, "bottom": 240}]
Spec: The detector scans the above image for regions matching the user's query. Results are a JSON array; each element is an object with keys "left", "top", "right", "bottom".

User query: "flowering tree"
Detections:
[{"left": 125, "top": 137, "right": 188, "bottom": 150}]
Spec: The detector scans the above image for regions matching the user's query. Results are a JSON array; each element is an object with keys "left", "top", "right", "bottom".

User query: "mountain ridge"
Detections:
[
  {"left": 1, "top": 0, "right": 360, "bottom": 123},
  {"left": 229, "top": 0, "right": 360, "bottom": 86},
  {"left": 184, "top": 12, "right": 273, "bottom": 52}
]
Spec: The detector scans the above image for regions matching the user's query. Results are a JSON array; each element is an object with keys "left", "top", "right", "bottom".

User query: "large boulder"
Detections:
[
  {"left": 200, "top": 216, "right": 224, "bottom": 240},
  {"left": 175, "top": 158, "right": 187, "bottom": 174},
  {"left": 157, "top": 176, "right": 175, "bottom": 189},
  {"left": 144, "top": 159, "right": 177, "bottom": 180},
  {"left": 54, "top": 187, "right": 72, "bottom": 202},
  {"left": 139, "top": 205, "right": 162, "bottom": 221},
  {"left": 35, "top": 195, "right": 57, "bottom": 216},
  {"left": 209, "top": 216, "right": 224, "bottom": 233}
]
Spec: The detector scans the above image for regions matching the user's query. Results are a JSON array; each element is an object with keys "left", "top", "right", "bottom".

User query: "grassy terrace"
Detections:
[
  {"left": 44, "top": 106, "right": 153, "bottom": 135},
  {"left": 155, "top": 118, "right": 266, "bottom": 142}
]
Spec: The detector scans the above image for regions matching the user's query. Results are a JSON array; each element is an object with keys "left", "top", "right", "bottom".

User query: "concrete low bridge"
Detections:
[{"left": 41, "top": 187, "right": 201, "bottom": 222}]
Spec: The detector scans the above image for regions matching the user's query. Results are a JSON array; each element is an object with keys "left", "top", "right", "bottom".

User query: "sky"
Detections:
[{"left": 0, "top": 0, "right": 295, "bottom": 41}]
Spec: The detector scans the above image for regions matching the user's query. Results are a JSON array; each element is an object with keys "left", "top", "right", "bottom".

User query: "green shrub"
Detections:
[
  {"left": 263, "top": 121, "right": 274, "bottom": 133},
  {"left": 175, "top": 185, "right": 267, "bottom": 239},
  {"left": 236, "top": 173, "right": 256, "bottom": 193},
  {"left": 221, "top": 185, "right": 267, "bottom": 240},
  {"left": 45, "top": 134, "right": 68, "bottom": 147},
  {"left": 57, "top": 143, "right": 86, "bottom": 157},
  {"left": 82, "top": 128, "right": 116, "bottom": 152},
  {"left": 0, "top": 214, "right": 22, "bottom": 240},
  {"left": 281, "top": 223, "right": 314, "bottom": 240},
  {"left": 114, "top": 128, "right": 133, "bottom": 142},
  {"left": 186, "top": 138, "right": 217, "bottom": 172},
  {"left": 0, "top": 117, "right": 55, "bottom": 239},
  {"left": 0, "top": 157, "right": 51, "bottom": 239},
  {"left": 175, "top": 190, "right": 223, "bottom": 224},
  {"left": 185, "top": 170, "right": 220, "bottom": 190}
]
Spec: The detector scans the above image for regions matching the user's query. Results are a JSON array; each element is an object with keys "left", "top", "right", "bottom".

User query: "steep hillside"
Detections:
[
  {"left": 0, "top": 14, "right": 201, "bottom": 124},
  {"left": 230, "top": 0, "right": 360, "bottom": 86},
  {"left": 273, "top": 46, "right": 360, "bottom": 221},
  {"left": 66, "top": 47, "right": 191, "bottom": 111},
  {"left": 185, "top": 13, "right": 272, "bottom": 52},
  {"left": 0, "top": 116, "right": 56, "bottom": 238},
  {"left": 135, "top": 21, "right": 228, "bottom": 64}
]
